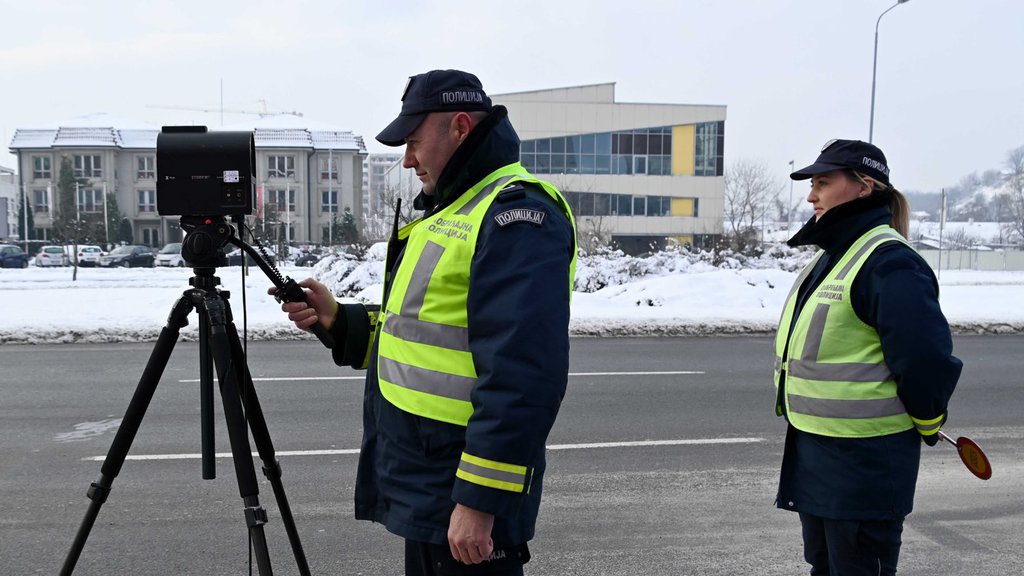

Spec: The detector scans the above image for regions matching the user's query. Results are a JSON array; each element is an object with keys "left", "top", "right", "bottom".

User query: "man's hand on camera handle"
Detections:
[{"left": 268, "top": 278, "right": 338, "bottom": 332}]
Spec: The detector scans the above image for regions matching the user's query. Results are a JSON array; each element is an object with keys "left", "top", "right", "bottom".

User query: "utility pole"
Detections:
[
  {"left": 869, "top": 0, "right": 911, "bottom": 142},
  {"left": 21, "top": 183, "right": 29, "bottom": 252},
  {"left": 787, "top": 160, "right": 795, "bottom": 231},
  {"left": 103, "top": 181, "right": 109, "bottom": 245},
  {"left": 328, "top": 147, "right": 334, "bottom": 246}
]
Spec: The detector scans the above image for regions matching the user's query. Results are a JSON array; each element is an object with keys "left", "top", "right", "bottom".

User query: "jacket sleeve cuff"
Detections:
[
  {"left": 450, "top": 452, "right": 533, "bottom": 518},
  {"left": 911, "top": 413, "right": 944, "bottom": 436}
]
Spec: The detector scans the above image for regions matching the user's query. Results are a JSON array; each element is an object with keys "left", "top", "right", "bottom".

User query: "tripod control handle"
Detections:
[{"left": 274, "top": 279, "right": 335, "bottom": 349}]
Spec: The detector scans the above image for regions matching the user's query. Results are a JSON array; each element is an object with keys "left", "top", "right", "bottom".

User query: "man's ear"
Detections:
[{"left": 450, "top": 112, "right": 475, "bottom": 144}]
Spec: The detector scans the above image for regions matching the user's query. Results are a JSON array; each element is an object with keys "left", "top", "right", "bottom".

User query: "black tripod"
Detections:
[{"left": 61, "top": 219, "right": 328, "bottom": 575}]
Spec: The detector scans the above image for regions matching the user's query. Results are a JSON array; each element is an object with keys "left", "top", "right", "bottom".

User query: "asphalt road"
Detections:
[{"left": 1, "top": 336, "right": 1021, "bottom": 575}]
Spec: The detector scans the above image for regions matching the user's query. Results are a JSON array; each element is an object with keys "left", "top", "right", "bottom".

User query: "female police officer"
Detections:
[{"left": 773, "top": 139, "right": 961, "bottom": 575}]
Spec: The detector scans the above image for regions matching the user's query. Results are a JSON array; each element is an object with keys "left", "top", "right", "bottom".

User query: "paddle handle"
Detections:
[{"left": 937, "top": 429, "right": 958, "bottom": 447}]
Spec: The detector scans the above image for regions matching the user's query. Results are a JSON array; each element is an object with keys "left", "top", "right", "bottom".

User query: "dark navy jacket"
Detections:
[
  {"left": 329, "top": 106, "right": 574, "bottom": 545},
  {"left": 776, "top": 195, "right": 961, "bottom": 520}
]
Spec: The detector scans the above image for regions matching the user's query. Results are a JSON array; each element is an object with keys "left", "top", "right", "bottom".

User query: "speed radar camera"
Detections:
[{"left": 156, "top": 126, "right": 255, "bottom": 216}]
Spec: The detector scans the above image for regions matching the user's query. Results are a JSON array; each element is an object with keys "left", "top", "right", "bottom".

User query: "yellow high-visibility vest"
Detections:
[
  {"left": 377, "top": 162, "right": 577, "bottom": 427},
  {"left": 774, "top": 225, "right": 915, "bottom": 438}
]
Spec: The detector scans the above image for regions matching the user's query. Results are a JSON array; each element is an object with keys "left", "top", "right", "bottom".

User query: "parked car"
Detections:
[
  {"left": 97, "top": 245, "right": 156, "bottom": 268},
  {"left": 0, "top": 244, "right": 30, "bottom": 268},
  {"left": 36, "top": 245, "right": 69, "bottom": 267},
  {"left": 156, "top": 242, "right": 185, "bottom": 267},
  {"left": 225, "top": 247, "right": 275, "bottom": 267},
  {"left": 294, "top": 251, "right": 322, "bottom": 267},
  {"left": 73, "top": 245, "right": 104, "bottom": 267}
]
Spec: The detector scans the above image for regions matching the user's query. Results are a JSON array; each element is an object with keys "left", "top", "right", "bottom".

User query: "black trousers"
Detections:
[
  {"left": 799, "top": 513, "right": 904, "bottom": 576},
  {"left": 404, "top": 540, "right": 529, "bottom": 576}
]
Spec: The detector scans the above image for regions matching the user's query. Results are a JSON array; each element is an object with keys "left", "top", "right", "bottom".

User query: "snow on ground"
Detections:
[{"left": 2, "top": 257, "right": 1023, "bottom": 344}]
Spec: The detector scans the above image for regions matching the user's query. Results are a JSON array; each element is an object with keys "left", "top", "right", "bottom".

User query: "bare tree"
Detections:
[
  {"left": 1004, "top": 145, "right": 1024, "bottom": 246},
  {"left": 574, "top": 216, "right": 614, "bottom": 256},
  {"left": 361, "top": 182, "right": 421, "bottom": 244},
  {"left": 724, "top": 158, "right": 783, "bottom": 249},
  {"left": 548, "top": 174, "right": 616, "bottom": 256}
]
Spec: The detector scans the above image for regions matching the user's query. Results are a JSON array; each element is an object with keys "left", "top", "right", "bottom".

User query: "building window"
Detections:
[
  {"left": 78, "top": 188, "right": 104, "bottom": 213},
  {"left": 142, "top": 227, "right": 160, "bottom": 247},
  {"left": 615, "top": 194, "right": 632, "bottom": 216},
  {"left": 73, "top": 155, "right": 102, "bottom": 178},
  {"left": 321, "top": 190, "right": 338, "bottom": 213},
  {"left": 695, "top": 122, "right": 725, "bottom": 177},
  {"left": 267, "top": 155, "right": 295, "bottom": 179},
  {"left": 137, "top": 156, "right": 155, "bottom": 180},
  {"left": 33, "top": 189, "right": 50, "bottom": 213},
  {"left": 267, "top": 189, "right": 295, "bottom": 212},
  {"left": 633, "top": 155, "right": 647, "bottom": 175},
  {"left": 633, "top": 196, "right": 645, "bottom": 216},
  {"left": 320, "top": 157, "right": 338, "bottom": 181},
  {"left": 521, "top": 126, "right": 673, "bottom": 177},
  {"left": 138, "top": 189, "right": 156, "bottom": 213},
  {"left": 33, "top": 156, "right": 52, "bottom": 179}
]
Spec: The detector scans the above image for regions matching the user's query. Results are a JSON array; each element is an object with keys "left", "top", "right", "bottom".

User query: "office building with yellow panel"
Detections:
[{"left": 492, "top": 83, "right": 725, "bottom": 254}]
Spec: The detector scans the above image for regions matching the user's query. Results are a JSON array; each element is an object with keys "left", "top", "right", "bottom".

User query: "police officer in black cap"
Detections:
[
  {"left": 274, "top": 70, "right": 577, "bottom": 575},
  {"left": 772, "top": 139, "right": 961, "bottom": 575}
]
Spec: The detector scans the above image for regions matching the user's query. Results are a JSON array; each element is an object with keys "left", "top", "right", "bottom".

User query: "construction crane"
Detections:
[{"left": 146, "top": 99, "right": 303, "bottom": 119}]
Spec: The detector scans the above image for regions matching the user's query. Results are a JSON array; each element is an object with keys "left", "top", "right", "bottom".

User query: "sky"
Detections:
[
  {"left": 2, "top": 255, "right": 1023, "bottom": 344},
  {"left": 1, "top": 0, "right": 1022, "bottom": 194}
]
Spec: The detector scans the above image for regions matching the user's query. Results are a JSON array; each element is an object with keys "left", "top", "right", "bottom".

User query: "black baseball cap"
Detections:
[
  {"left": 790, "top": 139, "right": 891, "bottom": 185},
  {"left": 376, "top": 69, "right": 493, "bottom": 147}
]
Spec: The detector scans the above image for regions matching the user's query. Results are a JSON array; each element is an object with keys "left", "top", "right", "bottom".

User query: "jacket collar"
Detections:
[
  {"left": 787, "top": 195, "right": 892, "bottom": 254},
  {"left": 412, "top": 105, "right": 521, "bottom": 214}
]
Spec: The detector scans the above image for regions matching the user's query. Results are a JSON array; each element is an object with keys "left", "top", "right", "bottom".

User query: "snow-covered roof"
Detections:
[
  {"left": 222, "top": 115, "right": 366, "bottom": 152},
  {"left": 9, "top": 112, "right": 365, "bottom": 153},
  {"left": 10, "top": 113, "right": 160, "bottom": 150}
]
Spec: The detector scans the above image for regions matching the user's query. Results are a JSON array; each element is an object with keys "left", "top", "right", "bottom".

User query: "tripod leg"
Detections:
[
  {"left": 61, "top": 294, "right": 194, "bottom": 576},
  {"left": 203, "top": 294, "right": 275, "bottom": 575},
  {"left": 199, "top": 311, "right": 216, "bottom": 479},
  {"left": 224, "top": 309, "right": 312, "bottom": 576}
]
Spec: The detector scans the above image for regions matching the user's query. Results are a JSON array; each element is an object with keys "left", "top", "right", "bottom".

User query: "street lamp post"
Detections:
[
  {"left": 869, "top": 0, "right": 911, "bottom": 143},
  {"left": 787, "top": 160, "right": 795, "bottom": 231}
]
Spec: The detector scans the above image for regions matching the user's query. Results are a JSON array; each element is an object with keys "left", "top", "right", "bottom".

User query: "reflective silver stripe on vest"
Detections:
[
  {"left": 401, "top": 241, "right": 445, "bottom": 316},
  {"left": 457, "top": 460, "right": 526, "bottom": 488},
  {"left": 788, "top": 359, "right": 894, "bottom": 382},
  {"left": 787, "top": 303, "right": 893, "bottom": 382},
  {"left": 378, "top": 356, "right": 475, "bottom": 402},
  {"left": 788, "top": 393, "right": 907, "bottom": 419},
  {"left": 455, "top": 175, "right": 521, "bottom": 215},
  {"left": 383, "top": 315, "right": 470, "bottom": 352},
  {"left": 382, "top": 240, "right": 471, "bottom": 351},
  {"left": 835, "top": 231, "right": 902, "bottom": 281}
]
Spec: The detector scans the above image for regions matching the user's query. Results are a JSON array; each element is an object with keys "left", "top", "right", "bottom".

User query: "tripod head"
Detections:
[
  {"left": 178, "top": 216, "right": 334, "bottom": 349},
  {"left": 179, "top": 215, "right": 233, "bottom": 269}
]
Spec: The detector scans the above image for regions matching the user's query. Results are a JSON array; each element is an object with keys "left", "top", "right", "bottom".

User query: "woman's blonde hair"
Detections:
[{"left": 848, "top": 170, "right": 909, "bottom": 238}]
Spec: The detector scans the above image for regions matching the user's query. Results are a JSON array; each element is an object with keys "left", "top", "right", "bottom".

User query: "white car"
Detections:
[
  {"left": 156, "top": 242, "right": 185, "bottom": 267},
  {"left": 35, "top": 245, "right": 69, "bottom": 267},
  {"left": 74, "top": 245, "right": 104, "bottom": 267}
]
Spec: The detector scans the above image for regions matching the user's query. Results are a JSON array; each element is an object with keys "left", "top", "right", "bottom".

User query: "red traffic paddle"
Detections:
[{"left": 937, "top": 430, "right": 992, "bottom": 480}]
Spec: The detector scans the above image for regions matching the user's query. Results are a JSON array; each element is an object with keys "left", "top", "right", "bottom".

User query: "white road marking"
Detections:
[
  {"left": 55, "top": 418, "right": 123, "bottom": 442},
  {"left": 547, "top": 438, "right": 763, "bottom": 450},
  {"left": 84, "top": 437, "right": 763, "bottom": 462},
  {"left": 176, "top": 370, "right": 705, "bottom": 383}
]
